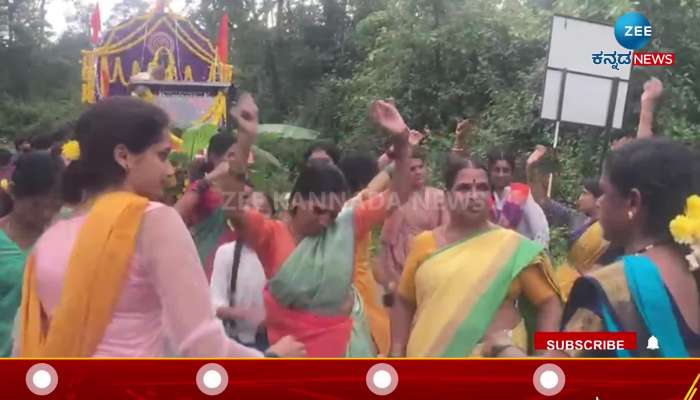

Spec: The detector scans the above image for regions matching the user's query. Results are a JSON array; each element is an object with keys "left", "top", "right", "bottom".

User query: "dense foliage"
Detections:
[{"left": 1, "top": 0, "right": 699, "bottom": 205}]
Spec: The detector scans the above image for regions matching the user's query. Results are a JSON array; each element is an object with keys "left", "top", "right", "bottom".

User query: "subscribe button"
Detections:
[{"left": 534, "top": 332, "right": 637, "bottom": 351}]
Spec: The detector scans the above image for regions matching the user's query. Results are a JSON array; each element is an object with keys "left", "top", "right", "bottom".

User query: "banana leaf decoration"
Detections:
[
  {"left": 257, "top": 124, "right": 321, "bottom": 141},
  {"left": 181, "top": 123, "right": 219, "bottom": 159},
  {"left": 251, "top": 145, "right": 282, "bottom": 169},
  {"left": 181, "top": 123, "right": 320, "bottom": 167}
]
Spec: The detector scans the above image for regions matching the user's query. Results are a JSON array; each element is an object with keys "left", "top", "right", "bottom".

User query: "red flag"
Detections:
[
  {"left": 90, "top": 4, "right": 101, "bottom": 45},
  {"left": 217, "top": 13, "right": 229, "bottom": 64}
]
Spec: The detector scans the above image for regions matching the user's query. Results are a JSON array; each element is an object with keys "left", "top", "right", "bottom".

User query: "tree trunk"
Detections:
[{"left": 276, "top": 0, "right": 284, "bottom": 32}]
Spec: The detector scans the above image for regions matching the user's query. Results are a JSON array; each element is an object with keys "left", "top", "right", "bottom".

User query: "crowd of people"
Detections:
[{"left": 0, "top": 76, "right": 698, "bottom": 359}]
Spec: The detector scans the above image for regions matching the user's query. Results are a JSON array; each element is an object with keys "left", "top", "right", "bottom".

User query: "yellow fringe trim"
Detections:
[
  {"left": 109, "top": 57, "right": 128, "bottom": 86},
  {"left": 198, "top": 91, "right": 227, "bottom": 125},
  {"left": 184, "top": 65, "right": 193, "bottom": 81},
  {"left": 131, "top": 60, "right": 141, "bottom": 77}
]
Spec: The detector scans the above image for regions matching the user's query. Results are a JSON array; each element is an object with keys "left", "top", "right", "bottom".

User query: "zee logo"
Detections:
[
  {"left": 614, "top": 12, "right": 652, "bottom": 50},
  {"left": 624, "top": 25, "right": 651, "bottom": 38}
]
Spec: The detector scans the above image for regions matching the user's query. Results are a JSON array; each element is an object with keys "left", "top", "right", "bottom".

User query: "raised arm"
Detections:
[
  {"left": 370, "top": 100, "right": 413, "bottom": 205},
  {"left": 525, "top": 145, "right": 548, "bottom": 205},
  {"left": 174, "top": 161, "right": 230, "bottom": 225},
  {"left": 449, "top": 119, "right": 474, "bottom": 162},
  {"left": 376, "top": 129, "right": 423, "bottom": 178},
  {"left": 637, "top": 77, "right": 663, "bottom": 139},
  {"left": 216, "top": 93, "right": 259, "bottom": 229},
  {"left": 351, "top": 101, "right": 414, "bottom": 238}
]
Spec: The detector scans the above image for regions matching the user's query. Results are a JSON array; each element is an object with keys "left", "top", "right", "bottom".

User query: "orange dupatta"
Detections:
[{"left": 19, "top": 192, "right": 148, "bottom": 357}]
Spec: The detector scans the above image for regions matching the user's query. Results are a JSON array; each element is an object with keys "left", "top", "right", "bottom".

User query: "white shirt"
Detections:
[{"left": 210, "top": 242, "right": 267, "bottom": 344}]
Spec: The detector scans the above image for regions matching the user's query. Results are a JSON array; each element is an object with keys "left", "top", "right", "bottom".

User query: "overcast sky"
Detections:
[{"left": 46, "top": 0, "right": 190, "bottom": 38}]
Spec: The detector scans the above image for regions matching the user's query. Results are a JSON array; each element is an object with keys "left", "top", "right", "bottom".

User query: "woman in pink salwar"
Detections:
[{"left": 18, "top": 97, "right": 304, "bottom": 358}]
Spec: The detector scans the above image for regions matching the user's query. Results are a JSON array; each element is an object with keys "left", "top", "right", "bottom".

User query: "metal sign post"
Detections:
[{"left": 541, "top": 15, "right": 632, "bottom": 197}]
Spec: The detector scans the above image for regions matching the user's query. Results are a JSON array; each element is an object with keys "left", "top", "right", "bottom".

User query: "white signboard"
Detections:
[{"left": 541, "top": 15, "right": 632, "bottom": 129}]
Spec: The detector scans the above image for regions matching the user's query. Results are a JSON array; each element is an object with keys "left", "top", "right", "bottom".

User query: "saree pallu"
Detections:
[
  {"left": 557, "top": 221, "right": 609, "bottom": 300},
  {"left": 407, "top": 229, "right": 546, "bottom": 357},
  {"left": 192, "top": 208, "right": 236, "bottom": 281},
  {"left": 189, "top": 181, "right": 228, "bottom": 281},
  {"left": 20, "top": 192, "right": 148, "bottom": 357},
  {"left": 265, "top": 208, "right": 375, "bottom": 357},
  {"left": 0, "top": 231, "right": 27, "bottom": 356},
  {"left": 353, "top": 234, "right": 389, "bottom": 355},
  {"left": 563, "top": 255, "right": 695, "bottom": 357}
]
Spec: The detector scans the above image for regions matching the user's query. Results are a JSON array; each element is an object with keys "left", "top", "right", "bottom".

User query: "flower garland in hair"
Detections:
[
  {"left": 61, "top": 140, "right": 81, "bottom": 161},
  {"left": 669, "top": 195, "right": 700, "bottom": 271}
]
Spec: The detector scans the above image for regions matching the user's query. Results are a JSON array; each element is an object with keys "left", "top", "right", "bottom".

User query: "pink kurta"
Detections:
[
  {"left": 379, "top": 187, "right": 446, "bottom": 276},
  {"left": 31, "top": 202, "right": 262, "bottom": 358}
]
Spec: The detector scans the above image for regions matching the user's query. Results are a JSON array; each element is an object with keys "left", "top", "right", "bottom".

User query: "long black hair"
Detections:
[{"left": 62, "top": 96, "right": 169, "bottom": 203}]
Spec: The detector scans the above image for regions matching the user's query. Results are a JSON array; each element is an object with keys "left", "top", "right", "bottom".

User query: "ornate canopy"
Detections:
[{"left": 81, "top": 10, "right": 233, "bottom": 103}]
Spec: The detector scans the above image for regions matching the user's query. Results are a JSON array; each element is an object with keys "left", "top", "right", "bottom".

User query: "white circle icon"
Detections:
[
  {"left": 26, "top": 363, "right": 58, "bottom": 396},
  {"left": 203, "top": 370, "right": 222, "bottom": 389},
  {"left": 373, "top": 370, "right": 392, "bottom": 389},
  {"left": 366, "top": 363, "right": 399, "bottom": 396},
  {"left": 533, "top": 363, "right": 566, "bottom": 396},
  {"left": 196, "top": 363, "right": 229, "bottom": 396},
  {"left": 32, "top": 370, "right": 52, "bottom": 389},
  {"left": 539, "top": 370, "right": 558, "bottom": 389}
]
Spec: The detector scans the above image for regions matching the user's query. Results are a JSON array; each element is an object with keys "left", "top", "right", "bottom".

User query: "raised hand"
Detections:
[
  {"left": 526, "top": 145, "right": 547, "bottom": 167},
  {"left": 641, "top": 77, "right": 663, "bottom": 103},
  {"left": 370, "top": 100, "right": 408, "bottom": 136},
  {"left": 455, "top": 119, "right": 474, "bottom": 141},
  {"left": 408, "top": 130, "right": 424, "bottom": 147},
  {"left": 267, "top": 335, "right": 307, "bottom": 357},
  {"left": 231, "top": 92, "right": 259, "bottom": 138}
]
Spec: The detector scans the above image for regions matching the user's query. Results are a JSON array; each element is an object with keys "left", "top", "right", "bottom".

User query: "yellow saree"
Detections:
[
  {"left": 557, "top": 221, "right": 609, "bottom": 300},
  {"left": 398, "top": 227, "right": 560, "bottom": 357}
]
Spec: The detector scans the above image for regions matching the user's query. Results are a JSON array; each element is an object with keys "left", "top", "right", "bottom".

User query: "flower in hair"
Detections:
[
  {"left": 670, "top": 195, "right": 700, "bottom": 271},
  {"left": 0, "top": 179, "right": 9, "bottom": 192},
  {"left": 61, "top": 140, "right": 81, "bottom": 161},
  {"left": 670, "top": 215, "right": 698, "bottom": 245},
  {"left": 687, "top": 195, "right": 700, "bottom": 220}
]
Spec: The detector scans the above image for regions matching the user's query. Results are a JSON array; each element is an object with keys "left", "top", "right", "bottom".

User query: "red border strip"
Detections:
[{"left": 3, "top": 359, "right": 700, "bottom": 398}]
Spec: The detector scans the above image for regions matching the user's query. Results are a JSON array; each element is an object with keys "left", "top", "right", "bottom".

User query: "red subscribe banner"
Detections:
[
  {"left": 534, "top": 332, "right": 637, "bottom": 351},
  {"left": 633, "top": 52, "right": 676, "bottom": 66}
]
